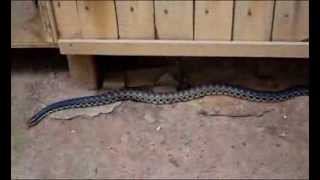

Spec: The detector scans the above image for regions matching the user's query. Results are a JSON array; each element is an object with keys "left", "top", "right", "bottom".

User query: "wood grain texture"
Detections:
[
  {"left": 11, "top": 1, "right": 56, "bottom": 47},
  {"left": 115, "top": 0, "right": 154, "bottom": 39},
  {"left": 195, "top": 0, "right": 233, "bottom": 40},
  {"left": 52, "top": 0, "right": 81, "bottom": 38},
  {"left": 77, "top": 1, "right": 118, "bottom": 39},
  {"left": 233, "top": 0, "right": 274, "bottom": 41},
  {"left": 154, "top": 1, "right": 193, "bottom": 40},
  {"left": 40, "top": 0, "right": 59, "bottom": 42},
  {"left": 59, "top": 39, "right": 309, "bottom": 58},
  {"left": 272, "top": 0, "right": 309, "bottom": 41},
  {"left": 38, "top": 1, "right": 55, "bottom": 43},
  {"left": 67, "top": 55, "right": 100, "bottom": 89}
]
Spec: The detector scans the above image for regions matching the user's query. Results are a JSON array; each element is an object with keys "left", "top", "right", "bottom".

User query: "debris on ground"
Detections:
[{"left": 50, "top": 102, "right": 122, "bottom": 120}]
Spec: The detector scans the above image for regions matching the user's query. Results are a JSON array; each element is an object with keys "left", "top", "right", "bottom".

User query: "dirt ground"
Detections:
[{"left": 11, "top": 49, "right": 309, "bottom": 179}]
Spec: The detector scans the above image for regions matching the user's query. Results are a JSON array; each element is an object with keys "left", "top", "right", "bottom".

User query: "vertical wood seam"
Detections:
[
  {"left": 270, "top": 0, "right": 277, "bottom": 41},
  {"left": 47, "top": 0, "right": 59, "bottom": 42},
  {"left": 153, "top": 0, "right": 158, "bottom": 40},
  {"left": 192, "top": 0, "right": 195, "bottom": 40},
  {"left": 231, "top": 0, "right": 236, "bottom": 41},
  {"left": 114, "top": 0, "right": 120, "bottom": 39},
  {"left": 75, "top": 0, "right": 82, "bottom": 38}
]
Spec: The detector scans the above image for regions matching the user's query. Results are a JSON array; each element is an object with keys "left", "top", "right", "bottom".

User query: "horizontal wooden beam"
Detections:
[
  {"left": 59, "top": 39, "right": 309, "bottom": 58},
  {"left": 11, "top": 43, "right": 58, "bottom": 48}
]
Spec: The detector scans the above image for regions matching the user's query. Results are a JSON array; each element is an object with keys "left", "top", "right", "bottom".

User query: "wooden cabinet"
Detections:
[
  {"left": 12, "top": 0, "right": 309, "bottom": 56},
  {"left": 11, "top": 0, "right": 309, "bottom": 89}
]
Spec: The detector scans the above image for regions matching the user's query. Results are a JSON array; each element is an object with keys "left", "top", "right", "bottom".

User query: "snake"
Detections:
[{"left": 28, "top": 84, "right": 309, "bottom": 127}]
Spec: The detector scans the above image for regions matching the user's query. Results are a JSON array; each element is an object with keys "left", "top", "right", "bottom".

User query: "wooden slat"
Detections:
[
  {"left": 52, "top": 0, "right": 81, "bottom": 38},
  {"left": 77, "top": 1, "right": 118, "bottom": 39},
  {"left": 38, "top": 1, "right": 55, "bottom": 43},
  {"left": 59, "top": 39, "right": 309, "bottom": 58},
  {"left": 195, "top": 0, "right": 233, "bottom": 40},
  {"left": 39, "top": 0, "right": 59, "bottom": 42},
  {"left": 154, "top": 1, "right": 193, "bottom": 40},
  {"left": 115, "top": 0, "right": 154, "bottom": 39},
  {"left": 272, "top": 0, "right": 309, "bottom": 41},
  {"left": 233, "top": 0, "right": 274, "bottom": 41}
]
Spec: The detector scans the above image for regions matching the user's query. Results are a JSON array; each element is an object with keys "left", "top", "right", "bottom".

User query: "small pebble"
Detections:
[
  {"left": 283, "top": 115, "right": 288, "bottom": 119},
  {"left": 71, "top": 130, "right": 76, "bottom": 133},
  {"left": 279, "top": 132, "right": 286, "bottom": 137},
  {"left": 156, "top": 126, "right": 161, "bottom": 131}
]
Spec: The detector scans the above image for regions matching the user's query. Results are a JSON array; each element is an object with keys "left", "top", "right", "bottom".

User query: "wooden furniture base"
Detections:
[
  {"left": 67, "top": 55, "right": 101, "bottom": 90},
  {"left": 11, "top": 1, "right": 309, "bottom": 90}
]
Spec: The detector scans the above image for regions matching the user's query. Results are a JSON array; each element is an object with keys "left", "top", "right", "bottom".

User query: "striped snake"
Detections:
[{"left": 28, "top": 84, "right": 308, "bottom": 127}]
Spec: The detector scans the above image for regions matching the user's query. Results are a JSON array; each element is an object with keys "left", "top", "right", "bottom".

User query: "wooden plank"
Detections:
[
  {"left": 39, "top": 0, "right": 59, "bottom": 42},
  {"left": 233, "top": 0, "right": 274, "bottom": 41},
  {"left": 115, "top": 0, "right": 154, "bottom": 39},
  {"left": 52, "top": 0, "right": 81, "bottom": 38},
  {"left": 272, "top": 0, "right": 309, "bottom": 41},
  {"left": 11, "top": 1, "right": 56, "bottom": 47},
  {"left": 67, "top": 55, "right": 101, "bottom": 90},
  {"left": 195, "top": 0, "right": 233, "bottom": 40},
  {"left": 77, "top": 1, "right": 118, "bottom": 39},
  {"left": 38, "top": 1, "right": 55, "bottom": 43},
  {"left": 59, "top": 39, "right": 309, "bottom": 58},
  {"left": 154, "top": 1, "right": 193, "bottom": 40},
  {"left": 12, "top": 43, "right": 57, "bottom": 48}
]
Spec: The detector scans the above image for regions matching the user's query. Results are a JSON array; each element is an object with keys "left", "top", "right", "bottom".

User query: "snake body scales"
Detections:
[{"left": 28, "top": 84, "right": 308, "bottom": 127}]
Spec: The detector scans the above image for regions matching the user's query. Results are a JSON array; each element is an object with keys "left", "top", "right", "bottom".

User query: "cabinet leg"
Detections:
[{"left": 66, "top": 55, "right": 101, "bottom": 89}]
